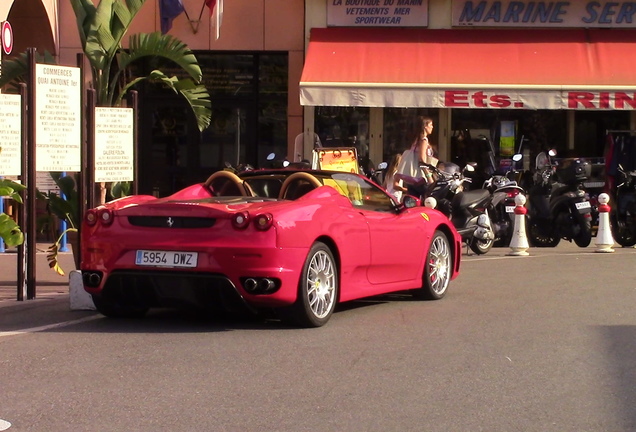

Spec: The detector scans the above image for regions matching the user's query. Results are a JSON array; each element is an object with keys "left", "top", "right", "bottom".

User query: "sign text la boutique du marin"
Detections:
[{"left": 328, "top": 1, "right": 636, "bottom": 27}]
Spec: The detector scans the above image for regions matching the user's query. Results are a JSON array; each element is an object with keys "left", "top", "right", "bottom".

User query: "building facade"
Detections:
[
  {"left": 4, "top": 0, "right": 636, "bottom": 195},
  {"left": 301, "top": 0, "right": 636, "bottom": 179},
  {"left": 3, "top": 0, "right": 305, "bottom": 196}
]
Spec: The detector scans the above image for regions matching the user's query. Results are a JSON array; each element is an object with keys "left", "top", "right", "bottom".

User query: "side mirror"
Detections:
[{"left": 401, "top": 195, "right": 419, "bottom": 209}]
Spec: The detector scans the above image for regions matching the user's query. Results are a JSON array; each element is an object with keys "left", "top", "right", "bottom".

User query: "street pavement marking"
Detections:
[
  {"left": 0, "top": 419, "right": 11, "bottom": 430},
  {"left": 464, "top": 250, "right": 629, "bottom": 262},
  {"left": 0, "top": 315, "right": 100, "bottom": 338}
]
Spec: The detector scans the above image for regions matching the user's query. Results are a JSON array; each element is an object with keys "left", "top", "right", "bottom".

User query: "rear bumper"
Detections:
[{"left": 82, "top": 244, "right": 309, "bottom": 308}]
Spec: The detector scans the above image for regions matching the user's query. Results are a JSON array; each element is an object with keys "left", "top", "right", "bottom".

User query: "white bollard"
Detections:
[
  {"left": 69, "top": 270, "right": 96, "bottom": 311},
  {"left": 507, "top": 194, "right": 530, "bottom": 256},
  {"left": 594, "top": 193, "right": 615, "bottom": 253}
]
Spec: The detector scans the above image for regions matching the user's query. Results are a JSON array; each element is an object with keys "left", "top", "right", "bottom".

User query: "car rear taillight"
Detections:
[
  {"left": 254, "top": 213, "right": 273, "bottom": 231},
  {"left": 85, "top": 209, "right": 98, "bottom": 226},
  {"left": 98, "top": 208, "right": 114, "bottom": 226},
  {"left": 85, "top": 208, "right": 114, "bottom": 226},
  {"left": 232, "top": 211, "right": 250, "bottom": 230}
]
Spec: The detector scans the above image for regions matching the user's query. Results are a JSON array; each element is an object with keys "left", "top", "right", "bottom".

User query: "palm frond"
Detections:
[
  {"left": 69, "top": 0, "right": 97, "bottom": 48},
  {"left": 119, "top": 32, "right": 203, "bottom": 82},
  {"left": 0, "top": 51, "right": 57, "bottom": 91},
  {"left": 133, "top": 71, "right": 211, "bottom": 132},
  {"left": 176, "top": 81, "right": 212, "bottom": 132}
]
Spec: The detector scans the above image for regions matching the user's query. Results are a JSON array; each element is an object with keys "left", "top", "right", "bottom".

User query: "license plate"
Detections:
[
  {"left": 505, "top": 205, "right": 515, "bottom": 213},
  {"left": 575, "top": 201, "right": 591, "bottom": 212},
  {"left": 135, "top": 250, "right": 198, "bottom": 268}
]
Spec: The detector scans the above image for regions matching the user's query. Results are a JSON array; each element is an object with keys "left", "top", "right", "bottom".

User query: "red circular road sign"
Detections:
[{"left": 2, "top": 21, "right": 13, "bottom": 55}]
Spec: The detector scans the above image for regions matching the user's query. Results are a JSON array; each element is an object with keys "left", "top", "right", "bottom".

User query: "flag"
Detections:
[
  {"left": 159, "top": 0, "right": 184, "bottom": 34},
  {"left": 208, "top": 0, "right": 223, "bottom": 39},
  {"left": 205, "top": 0, "right": 216, "bottom": 15}
]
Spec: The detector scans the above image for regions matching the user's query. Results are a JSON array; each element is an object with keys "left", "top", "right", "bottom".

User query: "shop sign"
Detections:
[
  {"left": 313, "top": 147, "right": 360, "bottom": 173},
  {"left": 301, "top": 86, "right": 636, "bottom": 110},
  {"left": 452, "top": 1, "right": 636, "bottom": 28},
  {"left": 327, "top": 0, "right": 428, "bottom": 27},
  {"left": 444, "top": 90, "right": 636, "bottom": 110}
]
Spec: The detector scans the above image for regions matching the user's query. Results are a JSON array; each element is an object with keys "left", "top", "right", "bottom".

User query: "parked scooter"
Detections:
[
  {"left": 483, "top": 156, "right": 526, "bottom": 246},
  {"left": 525, "top": 150, "right": 593, "bottom": 247},
  {"left": 609, "top": 164, "right": 636, "bottom": 246},
  {"left": 422, "top": 162, "right": 495, "bottom": 255}
]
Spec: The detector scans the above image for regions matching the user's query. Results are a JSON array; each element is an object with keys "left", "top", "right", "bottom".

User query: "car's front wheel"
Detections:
[
  {"left": 279, "top": 242, "right": 338, "bottom": 328},
  {"left": 413, "top": 230, "right": 451, "bottom": 300}
]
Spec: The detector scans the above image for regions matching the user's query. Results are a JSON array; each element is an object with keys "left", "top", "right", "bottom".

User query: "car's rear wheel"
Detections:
[
  {"left": 279, "top": 242, "right": 338, "bottom": 328},
  {"left": 91, "top": 294, "right": 148, "bottom": 318},
  {"left": 413, "top": 230, "right": 451, "bottom": 300}
]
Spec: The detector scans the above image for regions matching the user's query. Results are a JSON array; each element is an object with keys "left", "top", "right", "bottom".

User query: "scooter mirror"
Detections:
[{"left": 512, "top": 153, "right": 523, "bottom": 162}]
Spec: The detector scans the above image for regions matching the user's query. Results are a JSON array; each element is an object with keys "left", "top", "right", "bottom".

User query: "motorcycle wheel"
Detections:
[
  {"left": 610, "top": 212, "right": 636, "bottom": 247},
  {"left": 469, "top": 237, "right": 493, "bottom": 255},
  {"left": 573, "top": 219, "right": 592, "bottom": 248},
  {"left": 527, "top": 219, "right": 560, "bottom": 247}
]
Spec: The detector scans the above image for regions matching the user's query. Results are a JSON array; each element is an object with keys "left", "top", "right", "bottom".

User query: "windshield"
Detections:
[{"left": 242, "top": 171, "right": 397, "bottom": 212}]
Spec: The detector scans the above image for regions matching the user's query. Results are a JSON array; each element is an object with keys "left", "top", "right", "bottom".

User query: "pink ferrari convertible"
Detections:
[{"left": 81, "top": 169, "right": 462, "bottom": 327}]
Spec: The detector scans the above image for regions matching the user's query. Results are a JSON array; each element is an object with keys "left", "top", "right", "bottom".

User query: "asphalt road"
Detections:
[{"left": 0, "top": 242, "right": 636, "bottom": 432}]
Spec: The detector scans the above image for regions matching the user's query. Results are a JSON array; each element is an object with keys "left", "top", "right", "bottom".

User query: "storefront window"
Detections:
[
  {"left": 451, "top": 109, "right": 567, "bottom": 171},
  {"left": 134, "top": 52, "right": 288, "bottom": 195},
  {"left": 315, "top": 107, "right": 370, "bottom": 171},
  {"left": 382, "top": 108, "right": 437, "bottom": 163},
  {"left": 575, "top": 111, "right": 629, "bottom": 157},
  {"left": 257, "top": 54, "right": 288, "bottom": 167}
]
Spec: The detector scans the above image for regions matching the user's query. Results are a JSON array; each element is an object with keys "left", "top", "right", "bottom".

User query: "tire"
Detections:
[
  {"left": 413, "top": 231, "right": 451, "bottom": 300},
  {"left": 91, "top": 294, "right": 148, "bottom": 319},
  {"left": 469, "top": 237, "right": 493, "bottom": 255},
  {"left": 527, "top": 219, "right": 560, "bottom": 247},
  {"left": 573, "top": 219, "right": 592, "bottom": 247},
  {"left": 610, "top": 212, "right": 636, "bottom": 247},
  {"left": 280, "top": 242, "right": 338, "bottom": 328}
]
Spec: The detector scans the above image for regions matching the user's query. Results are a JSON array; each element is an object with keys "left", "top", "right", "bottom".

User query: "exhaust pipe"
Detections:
[
  {"left": 88, "top": 273, "right": 102, "bottom": 286},
  {"left": 82, "top": 271, "right": 103, "bottom": 287},
  {"left": 259, "top": 278, "right": 275, "bottom": 292},
  {"left": 244, "top": 278, "right": 258, "bottom": 292}
]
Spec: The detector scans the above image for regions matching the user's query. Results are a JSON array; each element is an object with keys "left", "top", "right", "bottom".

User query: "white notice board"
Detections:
[
  {"left": 94, "top": 107, "right": 134, "bottom": 182},
  {"left": 35, "top": 64, "right": 81, "bottom": 172},
  {"left": 0, "top": 93, "right": 22, "bottom": 176}
]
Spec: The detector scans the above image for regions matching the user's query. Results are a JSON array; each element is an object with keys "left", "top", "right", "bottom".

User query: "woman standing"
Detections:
[{"left": 394, "top": 116, "right": 437, "bottom": 198}]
